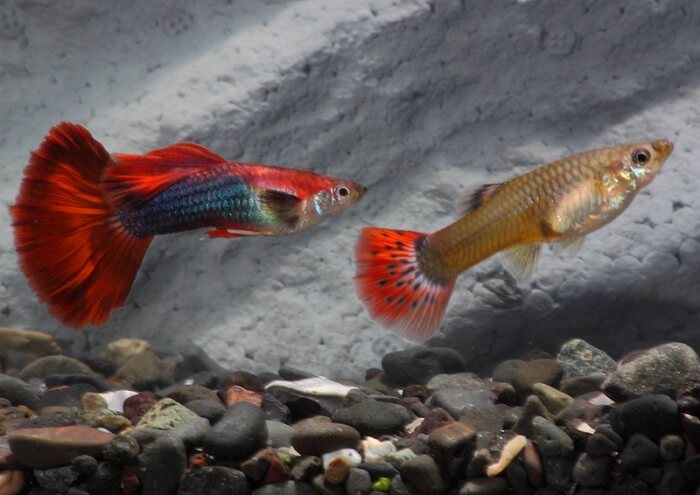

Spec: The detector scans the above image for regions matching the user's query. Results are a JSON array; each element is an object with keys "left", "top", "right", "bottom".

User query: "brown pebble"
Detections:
[
  {"left": 415, "top": 407, "right": 454, "bottom": 435},
  {"left": 223, "top": 385, "right": 263, "bottom": 407},
  {"left": 0, "top": 469, "right": 24, "bottom": 495},
  {"left": 324, "top": 455, "right": 352, "bottom": 485},
  {"left": 81, "top": 392, "right": 108, "bottom": 413}
]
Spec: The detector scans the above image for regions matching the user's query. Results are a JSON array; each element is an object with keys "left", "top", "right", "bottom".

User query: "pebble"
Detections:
[
  {"left": 267, "top": 420, "right": 295, "bottom": 448},
  {"left": 101, "top": 338, "right": 150, "bottom": 368},
  {"left": 427, "top": 421, "right": 475, "bottom": 462},
  {"left": 458, "top": 477, "right": 508, "bottom": 495},
  {"left": 610, "top": 394, "right": 681, "bottom": 440},
  {"left": 681, "top": 454, "right": 700, "bottom": 482},
  {"left": 332, "top": 400, "right": 410, "bottom": 436},
  {"left": 559, "top": 373, "right": 606, "bottom": 397},
  {"left": 361, "top": 437, "right": 397, "bottom": 463},
  {"left": 252, "top": 481, "right": 317, "bottom": 495},
  {"left": 603, "top": 342, "right": 700, "bottom": 401},
  {"left": 400, "top": 454, "right": 445, "bottom": 495},
  {"left": 40, "top": 383, "right": 97, "bottom": 410},
  {"left": 585, "top": 426, "right": 622, "bottom": 456},
  {"left": 33, "top": 465, "right": 78, "bottom": 492},
  {"left": 324, "top": 452, "right": 357, "bottom": 485},
  {"left": 0, "top": 374, "right": 40, "bottom": 410},
  {"left": 71, "top": 455, "right": 98, "bottom": 477},
  {"left": 203, "top": 401, "right": 268, "bottom": 460},
  {"left": 389, "top": 474, "right": 419, "bottom": 495},
  {"left": 137, "top": 436, "right": 186, "bottom": 494},
  {"left": 531, "top": 383, "right": 573, "bottom": 414},
  {"left": 8, "top": 425, "right": 113, "bottom": 469},
  {"left": 513, "top": 395, "right": 552, "bottom": 437},
  {"left": 135, "top": 398, "right": 201, "bottom": 431},
  {"left": 163, "top": 384, "right": 220, "bottom": 404},
  {"left": 459, "top": 402, "right": 504, "bottom": 433},
  {"left": 512, "top": 359, "right": 562, "bottom": 399},
  {"left": 345, "top": 467, "right": 372, "bottom": 495},
  {"left": 531, "top": 416, "right": 573, "bottom": 457},
  {"left": 292, "top": 417, "right": 361, "bottom": 455},
  {"left": 19, "top": 356, "right": 94, "bottom": 382},
  {"left": 224, "top": 385, "right": 264, "bottom": 407},
  {"left": 571, "top": 453, "right": 611, "bottom": 487},
  {"left": 184, "top": 398, "right": 225, "bottom": 423},
  {"left": 619, "top": 433, "right": 661, "bottom": 471},
  {"left": 381, "top": 347, "right": 466, "bottom": 386},
  {"left": 385, "top": 448, "right": 417, "bottom": 468},
  {"left": 0, "top": 470, "right": 24, "bottom": 495},
  {"left": 111, "top": 350, "right": 164, "bottom": 389},
  {"left": 122, "top": 392, "right": 159, "bottom": 424},
  {"left": 86, "top": 462, "right": 121, "bottom": 495},
  {"left": 45, "top": 373, "right": 114, "bottom": 392},
  {"left": 556, "top": 339, "right": 616, "bottom": 379},
  {"left": 359, "top": 462, "right": 399, "bottom": 479},
  {"left": 290, "top": 456, "right": 323, "bottom": 481},
  {"left": 0, "top": 328, "right": 61, "bottom": 357},
  {"left": 541, "top": 456, "right": 573, "bottom": 492},
  {"left": 178, "top": 466, "right": 249, "bottom": 495},
  {"left": 491, "top": 360, "right": 526, "bottom": 384},
  {"left": 660, "top": 434, "right": 685, "bottom": 461}
]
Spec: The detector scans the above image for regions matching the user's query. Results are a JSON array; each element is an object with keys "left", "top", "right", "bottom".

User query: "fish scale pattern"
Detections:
[{"left": 117, "top": 174, "right": 262, "bottom": 237}]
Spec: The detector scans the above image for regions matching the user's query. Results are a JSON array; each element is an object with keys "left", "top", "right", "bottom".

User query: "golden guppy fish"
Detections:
[{"left": 354, "top": 140, "right": 674, "bottom": 341}]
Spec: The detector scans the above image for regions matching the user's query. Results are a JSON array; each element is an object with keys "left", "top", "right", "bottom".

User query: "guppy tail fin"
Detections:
[
  {"left": 10, "top": 122, "right": 153, "bottom": 329},
  {"left": 354, "top": 227, "right": 456, "bottom": 341}
]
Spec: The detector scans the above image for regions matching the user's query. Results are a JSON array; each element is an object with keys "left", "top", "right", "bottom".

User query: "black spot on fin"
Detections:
[
  {"left": 458, "top": 182, "right": 504, "bottom": 215},
  {"left": 259, "top": 190, "right": 301, "bottom": 227}
]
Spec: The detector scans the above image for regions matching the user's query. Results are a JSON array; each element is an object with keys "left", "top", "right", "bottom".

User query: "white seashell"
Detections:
[
  {"left": 98, "top": 390, "right": 139, "bottom": 413},
  {"left": 361, "top": 436, "right": 397, "bottom": 463},
  {"left": 265, "top": 377, "right": 358, "bottom": 398},
  {"left": 322, "top": 448, "right": 362, "bottom": 468},
  {"left": 575, "top": 421, "right": 596, "bottom": 435}
]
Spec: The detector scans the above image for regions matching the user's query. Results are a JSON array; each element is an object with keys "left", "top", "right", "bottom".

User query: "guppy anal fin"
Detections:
[
  {"left": 205, "top": 228, "right": 261, "bottom": 239},
  {"left": 502, "top": 243, "right": 541, "bottom": 282}
]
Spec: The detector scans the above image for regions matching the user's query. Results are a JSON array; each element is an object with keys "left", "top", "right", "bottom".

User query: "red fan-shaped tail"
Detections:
[
  {"left": 354, "top": 227, "right": 456, "bottom": 341},
  {"left": 10, "top": 122, "right": 153, "bottom": 328}
]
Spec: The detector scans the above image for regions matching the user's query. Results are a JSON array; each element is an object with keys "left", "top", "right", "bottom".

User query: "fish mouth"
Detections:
[{"left": 652, "top": 139, "right": 674, "bottom": 159}]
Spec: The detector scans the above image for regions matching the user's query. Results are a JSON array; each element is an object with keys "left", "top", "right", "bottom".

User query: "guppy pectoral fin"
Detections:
[
  {"left": 458, "top": 182, "right": 504, "bottom": 215},
  {"left": 554, "top": 235, "right": 585, "bottom": 256},
  {"left": 258, "top": 190, "right": 302, "bottom": 228},
  {"left": 501, "top": 243, "right": 541, "bottom": 282}
]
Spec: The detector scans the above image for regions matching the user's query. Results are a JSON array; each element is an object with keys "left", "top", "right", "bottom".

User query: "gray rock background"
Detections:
[{"left": 0, "top": 0, "right": 698, "bottom": 379}]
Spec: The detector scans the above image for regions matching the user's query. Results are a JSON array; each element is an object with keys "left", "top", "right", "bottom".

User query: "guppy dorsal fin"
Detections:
[
  {"left": 458, "top": 182, "right": 504, "bottom": 215},
  {"left": 104, "top": 143, "right": 227, "bottom": 209},
  {"left": 258, "top": 189, "right": 302, "bottom": 228}
]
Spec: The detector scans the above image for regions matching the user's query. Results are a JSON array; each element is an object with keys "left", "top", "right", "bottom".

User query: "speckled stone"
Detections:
[
  {"left": 603, "top": 342, "right": 700, "bottom": 401},
  {"left": 135, "top": 398, "right": 201, "bottom": 431},
  {"left": 556, "top": 339, "right": 616, "bottom": 379}
]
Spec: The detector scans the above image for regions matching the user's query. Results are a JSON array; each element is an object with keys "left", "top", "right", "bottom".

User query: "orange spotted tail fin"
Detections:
[
  {"left": 354, "top": 227, "right": 456, "bottom": 341},
  {"left": 10, "top": 122, "right": 153, "bottom": 328}
]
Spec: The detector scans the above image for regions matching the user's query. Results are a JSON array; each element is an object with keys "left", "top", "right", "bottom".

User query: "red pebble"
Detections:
[
  {"left": 188, "top": 452, "right": 214, "bottom": 469},
  {"left": 223, "top": 385, "right": 263, "bottom": 407},
  {"left": 263, "top": 449, "right": 291, "bottom": 484},
  {"left": 122, "top": 392, "right": 159, "bottom": 424}
]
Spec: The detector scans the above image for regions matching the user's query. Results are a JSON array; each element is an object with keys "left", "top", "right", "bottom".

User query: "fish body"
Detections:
[
  {"left": 354, "top": 140, "right": 674, "bottom": 341},
  {"left": 11, "top": 123, "right": 366, "bottom": 328}
]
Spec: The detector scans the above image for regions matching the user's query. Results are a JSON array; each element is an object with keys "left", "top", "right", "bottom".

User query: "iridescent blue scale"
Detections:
[{"left": 118, "top": 171, "right": 265, "bottom": 237}]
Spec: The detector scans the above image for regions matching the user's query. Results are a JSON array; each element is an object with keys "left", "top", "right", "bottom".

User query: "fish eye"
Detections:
[
  {"left": 335, "top": 185, "right": 350, "bottom": 198},
  {"left": 632, "top": 148, "right": 650, "bottom": 165}
]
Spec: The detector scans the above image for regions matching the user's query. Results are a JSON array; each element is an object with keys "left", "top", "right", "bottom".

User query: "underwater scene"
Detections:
[{"left": 0, "top": 0, "right": 699, "bottom": 493}]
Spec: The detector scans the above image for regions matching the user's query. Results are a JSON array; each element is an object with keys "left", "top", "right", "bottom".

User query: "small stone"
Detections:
[
  {"left": 359, "top": 463, "right": 399, "bottom": 480},
  {"left": 19, "top": 356, "right": 93, "bottom": 382},
  {"left": 135, "top": 398, "right": 201, "bottom": 431},
  {"left": 414, "top": 408, "right": 453, "bottom": 435},
  {"left": 0, "top": 328, "right": 61, "bottom": 357},
  {"left": 203, "top": 401, "right": 268, "bottom": 461},
  {"left": 427, "top": 421, "right": 475, "bottom": 463},
  {"left": 0, "top": 470, "right": 24, "bottom": 495},
  {"left": 33, "top": 465, "right": 78, "bottom": 492},
  {"left": 556, "top": 339, "right": 616, "bottom": 379},
  {"left": 332, "top": 400, "right": 410, "bottom": 436},
  {"left": 610, "top": 394, "right": 680, "bottom": 440},
  {"left": 459, "top": 402, "right": 504, "bottom": 433},
  {"left": 658, "top": 461, "right": 686, "bottom": 495},
  {"left": 111, "top": 350, "right": 164, "bottom": 390},
  {"left": 660, "top": 435, "right": 684, "bottom": 461},
  {"left": 381, "top": 347, "right": 466, "bottom": 386},
  {"left": 224, "top": 385, "right": 264, "bottom": 407},
  {"left": 531, "top": 383, "right": 573, "bottom": 414},
  {"left": 86, "top": 462, "right": 122, "bottom": 495},
  {"left": 8, "top": 425, "right": 113, "bottom": 469},
  {"left": 137, "top": 436, "right": 186, "bottom": 494},
  {"left": 559, "top": 374, "right": 606, "bottom": 397},
  {"left": 102, "top": 339, "right": 150, "bottom": 369},
  {"left": 184, "top": 399, "right": 225, "bottom": 424},
  {"left": 252, "top": 481, "right": 317, "bottom": 495},
  {"left": 486, "top": 435, "right": 526, "bottom": 477},
  {"left": 603, "top": 342, "right": 700, "bottom": 401},
  {"left": 98, "top": 390, "right": 139, "bottom": 414},
  {"left": 572, "top": 454, "right": 611, "bottom": 487},
  {"left": 240, "top": 450, "right": 270, "bottom": 482},
  {"left": 81, "top": 392, "right": 108, "bottom": 412},
  {"left": 389, "top": 475, "right": 419, "bottom": 495},
  {"left": 490, "top": 382, "right": 517, "bottom": 406},
  {"left": 541, "top": 456, "right": 573, "bottom": 492},
  {"left": 512, "top": 359, "right": 562, "bottom": 399},
  {"left": 491, "top": 360, "right": 526, "bottom": 384},
  {"left": 513, "top": 395, "right": 551, "bottom": 437},
  {"left": 361, "top": 437, "right": 396, "bottom": 463},
  {"left": 292, "top": 417, "right": 360, "bottom": 455},
  {"left": 531, "top": 416, "right": 573, "bottom": 457},
  {"left": 586, "top": 428, "right": 622, "bottom": 457},
  {"left": 385, "top": 449, "right": 417, "bottom": 468},
  {"left": 521, "top": 441, "right": 543, "bottom": 488},
  {"left": 96, "top": 414, "right": 132, "bottom": 433},
  {"left": 267, "top": 420, "right": 295, "bottom": 448},
  {"left": 458, "top": 477, "right": 507, "bottom": 495},
  {"left": 345, "top": 468, "right": 372, "bottom": 495},
  {"left": 122, "top": 392, "right": 158, "bottom": 424},
  {"left": 163, "top": 384, "right": 219, "bottom": 405},
  {"left": 290, "top": 456, "right": 322, "bottom": 481},
  {"left": 619, "top": 433, "right": 661, "bottom": 472},
  {"left": 178, "top": 466, "right": 250, "bottom": 495},
  {"left": 682, "top": 454, "right": 700, "bottom": 482},
  {"left": 71, "top": 455, "right": 98, "bottom": 477},
  {"left": 324, "top": 454, "right": 354, "bottom": 485},
  {"left": 39, "top": 383, "right": 97, "bottom": 410},
  {"left": 400, "top": 455, "right": 445, "bottom": 495},
  {"left": 0, "top": 375, "right": 40, "bottom": 410}
]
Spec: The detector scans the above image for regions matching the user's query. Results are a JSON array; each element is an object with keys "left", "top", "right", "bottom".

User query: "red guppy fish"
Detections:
[
  {"left": 11, "top": 122, "right": 366, "bottom": 328},
  {"left": 354, "top": 140, "right": 674, "bottom": 341}
]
